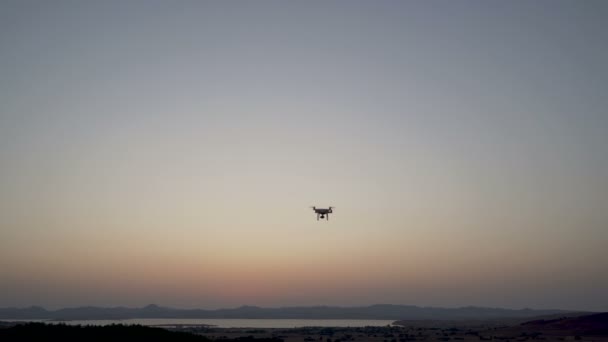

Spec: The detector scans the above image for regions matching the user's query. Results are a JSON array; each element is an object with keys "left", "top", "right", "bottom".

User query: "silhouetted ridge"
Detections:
[
  {"left": 0, "top": 304, "right": 578, "bottom": 320},
  {"left": 522, "top": 312, "right": 608, "bottom": 334},
  {"left": 0, "top": 322, "right": 210, "bottom": 342}
]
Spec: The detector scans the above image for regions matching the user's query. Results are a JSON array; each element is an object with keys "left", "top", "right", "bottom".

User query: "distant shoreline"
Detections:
[
  {"left": 0, "top": 318, "right": 397, "bottom": 329},
  {"left": 0, "top": 304, "right": 580, "bottom": 321},
  {"left": 3, "top": 314, "right": 606, "bottom": 342}
]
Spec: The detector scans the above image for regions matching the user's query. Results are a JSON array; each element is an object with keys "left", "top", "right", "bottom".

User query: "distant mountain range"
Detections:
[{"left": 0, "top": 304, "right": 580, "bottom": 321}]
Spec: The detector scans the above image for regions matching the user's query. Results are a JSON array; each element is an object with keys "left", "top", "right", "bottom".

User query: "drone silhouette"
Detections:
[{"left": 311, "top": 206, "right": 334, "bottom": 221}]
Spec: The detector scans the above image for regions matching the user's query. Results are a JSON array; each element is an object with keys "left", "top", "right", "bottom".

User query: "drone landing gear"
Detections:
[{"left": 315, "top": 213, "right": 330, "bottom": 221}]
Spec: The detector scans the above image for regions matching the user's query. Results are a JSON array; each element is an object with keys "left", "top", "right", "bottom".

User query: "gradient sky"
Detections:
[{"left": 1, "top": 1, "right": 607, "bottom": 311}]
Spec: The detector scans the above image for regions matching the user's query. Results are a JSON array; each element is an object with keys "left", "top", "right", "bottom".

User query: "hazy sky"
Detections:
[{"left": 1, "top": 1, "right": 607, "bottom": 311}]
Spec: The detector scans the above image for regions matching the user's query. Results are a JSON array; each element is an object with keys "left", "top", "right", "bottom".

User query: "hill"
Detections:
[
  {"left": 0, "top": 322, "right": 210, "bottom": 342},
  {"left": 0, "top": 304, "right": 578, "bottom": 320},
  {"left": 0, "top": 322, "right": 285, "bottom": 342},
  {"left": 522, "top": 312, "right": 608, "bottom": 335}
]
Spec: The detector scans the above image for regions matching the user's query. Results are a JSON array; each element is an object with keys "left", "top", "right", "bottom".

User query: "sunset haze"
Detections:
[{"left": 1, "top": 1, "right": 607, "bottom": 312}]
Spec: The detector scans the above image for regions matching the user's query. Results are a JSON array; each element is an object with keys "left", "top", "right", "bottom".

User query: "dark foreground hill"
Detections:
[
  {"left": 522, "top": 312, "right": 608, "bottom": 335},
  {"left": 0, "top": 323, "right": 282, "bottom": 342},
  {"left": 0, "top": 304, "right": 577, "bottom": 320},
  {"left": 0, "top": 323, "right": 209, "bottom": 342}
]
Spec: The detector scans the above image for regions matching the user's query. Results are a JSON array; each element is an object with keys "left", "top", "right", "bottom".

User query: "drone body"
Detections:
[{"left": 311, "top": 206, "right": 333, "bottom": 220}]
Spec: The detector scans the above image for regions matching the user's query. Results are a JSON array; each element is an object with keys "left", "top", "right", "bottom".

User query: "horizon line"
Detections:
[{"left": 2, "top": 303, "right": 579, "bottom": 312}]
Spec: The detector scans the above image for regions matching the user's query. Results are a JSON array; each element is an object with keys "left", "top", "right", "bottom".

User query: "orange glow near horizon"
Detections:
[{"left": 1, "top": 1, "right": 608, "bottom": 311}]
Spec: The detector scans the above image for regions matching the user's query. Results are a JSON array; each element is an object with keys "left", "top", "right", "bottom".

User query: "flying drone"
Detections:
[{"left": 311, "top": 206, "right": 334, "bottom": 221}]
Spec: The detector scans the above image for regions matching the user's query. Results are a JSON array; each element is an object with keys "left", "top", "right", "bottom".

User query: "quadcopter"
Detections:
[{"left": 311, "top": 206, "right": 334, "bottom": 220}]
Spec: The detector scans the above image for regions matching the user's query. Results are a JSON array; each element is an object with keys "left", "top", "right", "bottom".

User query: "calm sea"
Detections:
[{"left": 3, "top": 318, "right": 395, "bottom": 328}]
